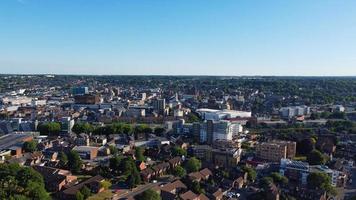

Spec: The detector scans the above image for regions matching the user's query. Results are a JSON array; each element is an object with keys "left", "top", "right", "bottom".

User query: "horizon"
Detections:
[{"left": 1, "top": 0, "right": 356, "bottom": 75}]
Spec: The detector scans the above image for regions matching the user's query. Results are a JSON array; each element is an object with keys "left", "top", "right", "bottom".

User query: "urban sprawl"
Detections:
[{"left": 0, "top": 75, "right": 356, "bottom": 200}]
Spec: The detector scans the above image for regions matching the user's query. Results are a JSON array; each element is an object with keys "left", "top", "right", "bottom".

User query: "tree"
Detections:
[
  {"left": 121, "top": 157, "right": 141, "bottom": 188},
  {"left": 259, "top": 176, "right": 274, "bottom": 190},
  {"left": 68, "top": 150, "right": 83, "bottom": 173},
  {"left": 307, "top": 150, "right": 326, "bottom": 165},
  {"left": 154, "top": 127, "right": 165, "bottom": 136},
  {"left": 58, "top": 151, "right": 68, "bottom": 168},
  {"left": 191, "top": 181, "right": 204, "bottom": 194},
  {"left": 37, "top": 122, "right": 61, "bottom": 135},
  {"left": 72, "top": 122, "right": 94, "bottom": 134},
  {"left": 22, "top": 140, "right": 37, "bottom": 153},
  {"left": 135, "top": 189, "right": 161, "bottom": 200},
  {"left": 172, "top": 146, "right": 187, "bottom": 157},
  {"left": 185, "top": 157, "right": 201, "bottom": 173},
  {"left": 135, "top": 147, "right": 145, "bottom": 161},
  {"left": 109, "top": 145, "right": 119, "bottom": 155},
  {"left": 297, "top": 138, "right": 315, "bottom": 155},
  {"left": 270, "top": 172, "right": 288, "bottom": 185},
  {"left": 186, "top": 113, "right": 200, "bottom": 123},
  {"left": 122, "top": 124, "right": 134, "bottom": 135},
  {"left": 173, "top": 166, "right": 186, "bottom": 177},
  {"left": 109, "top": 155, "right": 123, "bottom": 175},
  {"left": 307, "top": 172, "right": 336, "bottom": 195},
  {"left": 241, "top": 166, "right": 257, "bottom": 182},
  {"left": 0, "top": 163, "right": 50, "bottom": 200},
  {"left": 76, "top": 191, "right": 84, "bottom": 200},
  {"left": 80, "top": 185, "right": 91, "bottom": 199},
  {"left": 100, "top": 180, "right": 112, "bottom": 190}
]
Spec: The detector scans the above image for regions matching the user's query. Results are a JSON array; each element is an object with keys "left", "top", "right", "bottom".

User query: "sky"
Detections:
[{"left": 0, "top": 0, "right": 356, "bottom": 76}]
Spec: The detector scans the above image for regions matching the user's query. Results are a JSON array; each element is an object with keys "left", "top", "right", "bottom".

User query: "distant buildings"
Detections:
[
  {"left": 196, "top": 108, "right": 252, "bottom": 120},
  {"left": 256, "top": 140, "right": 296, "bottom": 162},
  {"left": 74, "top": 94, "right": 101, "bottom": 104},
  {"left": 279, "top": 105, "right": 310, "bottom": 119}
]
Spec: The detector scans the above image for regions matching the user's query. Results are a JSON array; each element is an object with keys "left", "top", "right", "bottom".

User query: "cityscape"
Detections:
[
  {"left": 1, "top": 1, "right": 356, "bottom": 200},
  {"left": 0, "top": 76, "right": 355, "bottom": 200}
]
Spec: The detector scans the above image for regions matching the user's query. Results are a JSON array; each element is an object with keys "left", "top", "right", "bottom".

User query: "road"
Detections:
[{"left": 112, "top": 182, "right": 162, "bottom": 200}]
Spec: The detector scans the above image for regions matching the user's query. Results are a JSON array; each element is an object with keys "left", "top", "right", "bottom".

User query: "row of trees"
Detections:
[{"left": 72, "top": 122, "right": 165, "bottom": 136}]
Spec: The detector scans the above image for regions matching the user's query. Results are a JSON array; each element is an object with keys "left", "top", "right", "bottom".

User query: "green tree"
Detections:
[
  {"left": 172, "top": 166, "right": 186, "bottom": 177},
  {"left": 135, "top": 189, "right": 161, "bottom": 200},
  {"left": 80, "top": 185, "right": 91, "bottom": 199},
  {"left": 241, "top": 166, "right": 257, "bottom": 182},
  {"left": 307, "top": 150, "right": 326, "bottom": 165},
  {"left": 186, "top": 113, "right": 200, "bottom": 123},
  {"left": 68, "top": 150, "right": 83, "bottom": 173},
  {"left": 270, "top": 172, "right": 288, "bottom": 185},
  {"left": 37, "top": 122, "right": 61, "bottom": 135},
  {"left": 72, "top": 122, "right": 94, "bottom": 134},
  {"left": 259, "top": 176, "right": 274, "bottom": 190},
  {"left": 191, "top": 181, "right": 204, "bottom": 194},
  {"left": 135, "top": 147, "right": 145, "bottom": 161},
  {"left": 76, "top": 191, "right": 84, "bottom": 200},
  {"left": 58, "top": 151, "right": 68, "bottom": 168},
  {"left": 154, "top": 127, "right": 165, "bottom": 136},
  {"left": 100, "top": 180, "right": 112, "bottom": 190},
  {"left": 0, "top": 163, "right": 50, "bottom": 200},
  {"left": 121, "top": 157, "right": 141, "bottom": 188},
  {"left": 307, "top": 172, "right": 336, "bottom": 195},
  {"left": 185, "top": 157, "right": 201, "bottom": 173},
  {"left": 297, "top": 138, "right": 315, "bottom": 155},
  {"left": 172, "top": 146, "right": 187, "bottom": 157},
  {"left": 109, "top": 145, "right": 119, "bottom": 155},
  {"left": 109, "top": 155, "right": 123, "bottom": 175},
  {"left": 122, "top": 124, "right": 134, "bottom": 135},
  {"left": 22, "top": 140, "right": 37, "bottom": 153}
]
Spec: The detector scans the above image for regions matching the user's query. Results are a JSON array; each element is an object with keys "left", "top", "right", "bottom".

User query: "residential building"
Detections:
[{"left": 256, "top": 140, "right": 296, "bottom": 162}]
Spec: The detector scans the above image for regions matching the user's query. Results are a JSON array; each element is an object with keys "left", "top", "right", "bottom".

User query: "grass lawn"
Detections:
[{"left": 87, "top": 190, "right": 114, "bottom": 200}]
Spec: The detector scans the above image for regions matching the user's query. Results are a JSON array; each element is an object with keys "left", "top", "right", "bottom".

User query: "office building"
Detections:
[
  {"left": 72, "top": 87, "right": 89, "bottom": 96},
  {"left": 152, "top": 98, "right": 166, "bottom": 115}
]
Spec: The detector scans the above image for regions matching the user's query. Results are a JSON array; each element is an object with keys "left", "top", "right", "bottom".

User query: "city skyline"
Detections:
[{"left": 1, "top": 0, "right": 356, "bottom": 76}]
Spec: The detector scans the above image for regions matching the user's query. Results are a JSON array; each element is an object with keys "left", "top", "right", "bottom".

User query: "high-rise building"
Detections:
[
  {"left": 152, "top": 98, "right": 166, "bottom": 115},
  {"left": 200, "top": 120, "right": 239, "bottom": 144},
  {"left": 72, "top": 87, "right": 89, "bottom": 96}
]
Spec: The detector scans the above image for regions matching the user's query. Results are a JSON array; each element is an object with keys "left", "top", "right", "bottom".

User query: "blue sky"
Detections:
[{"left": 0, "top": 0, "right": 355, "bottom": 75}]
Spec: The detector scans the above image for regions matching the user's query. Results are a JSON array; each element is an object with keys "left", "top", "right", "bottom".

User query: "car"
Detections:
[{"left": 152, "top": 180, "right": 157, "bottom": 183}]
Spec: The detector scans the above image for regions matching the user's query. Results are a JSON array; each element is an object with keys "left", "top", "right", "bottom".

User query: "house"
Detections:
[
  {"left": 33, "top": 165, "right": 77, "bottom": 193},
  {"left": 140, "top": 168, "right": 154, "bottom": 182},
  {"left": 179, "top": 190, "right": 209, "bottom": 200},
  {"left": 188, "top": 168, "right": 212, "bottom": 182},
  {"left": 152, "top": 162, "right": 170, "bottom": 177},
  {"left": 210, "top": 189, "right": 223, "bottom": 200},
  {"left": 72, "top": 146, "right": 99, "bottom": 160},
  {"left": 160, "top": 180, "right": 187, "bottom": 200},
  {"left": 60, "top": 175, "right": 105, "bottom": 200},
  {"left": 136, "top": 160, "right": 147, "bottom": 171},
  {"left": 168, "top": 156, "right": 182, "bottom": 168}
]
